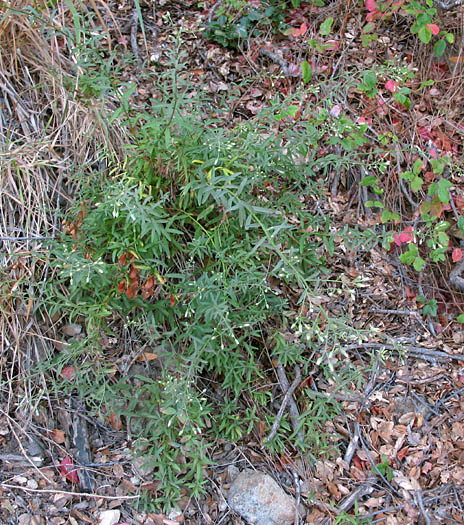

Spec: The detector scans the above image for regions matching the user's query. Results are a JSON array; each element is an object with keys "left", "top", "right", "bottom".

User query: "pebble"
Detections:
[
  {"left": 61, "top": 323, "right": 82, "bottom": 337},
  {"left": 27, "top": 479, "right": 38, "bottom": 489},
  {"left": 98, "top": 509, "right": 120, "bottom": 525},
  {"left": 228, "top": 469, "right": 298, "bottom": 525}
]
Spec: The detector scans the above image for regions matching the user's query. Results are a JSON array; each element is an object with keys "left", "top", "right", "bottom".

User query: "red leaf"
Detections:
[
  {"left": 426, "top": 23, "right": 440, "bottom": 35},
  {"left": 365, "top": 0, "right": 377, "bottom": 11},
  {"left": 399, "top": 227, "right": 413, "bottom": 244},
  {"left": 129, "top": 264, "right": 139, "bottom": 280},
  {"left": 352, "top": 455, "right": 365, "bottom": 470},
  {"left": 397, "top": 447, "right": 409, "bottom": 461},
  {"left": 126, "top": 284, "right": 138, "bottom": 299},
  {"left": 452, "top": 248, "right": 463, "bottom": 263},
  {"left": 169, "top": 295, "right": 176, "bottom": 307},
  {"left": 117, "top": 253, "right": 127, "bottom": 266},
  {"left": 61, "top": 366, "right": 75, "bottom": 380},
  {"left": 385, "top": 79, "right": 398, "bottom": 93},
  {"left": 394, "top": 227, "right": 413, "bottom": 246},
  {"left": 60, "top": 457, "right": 79, "bottom": 484},
  {"left": 144, "top": 276, "right": 155, "bottom": 291},
  {"left": 117, "top": 280, "right": 126, "bottom": 294},
  {"left": 290, "top": 23, "right": 307, "bottom": 36}
]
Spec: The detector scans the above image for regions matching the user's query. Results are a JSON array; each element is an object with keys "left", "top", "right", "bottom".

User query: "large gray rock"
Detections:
[{"left": 228, "top": 469, "right": 297, "bottom": 525}]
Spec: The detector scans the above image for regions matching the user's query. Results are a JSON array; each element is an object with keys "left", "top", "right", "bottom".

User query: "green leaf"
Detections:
[
  {"left": 423, "top": 299, "right": 438, "bottom": 317},
  {"left": 413, "top": 257, "right": 425, "bottom": 271},
  {"left": 360, "top": 175, "right": 378, "bottom": 186},
  {"left": 434, "top": 39, "right": 446, "bottom": 57},
  {"left": 421, "top": 201, "right": 431, "bottom": 214},
  {"left": 399, "top": 245, "right": 417, "bottom": 265},
  {"left": 400, "top": 170, "right": 413, "bottom": 181},
  {"left": 320, "top": 17, "right": 333, "bottom": 36},
  {"left": 411, "top": 176, "right": 423, "bottom": 192},
  {"left": 381, "top": 209, "right": 391, "bottom": 223},
  {"left": 413, "top": 158, "right": 423, "bottom": 175},
  {"left": 366, "top": 200, "right": 384, "bottom": 208},
  {"left": 445, "top": 32, "right": 454, "bottom": 44},
  {"left": 418, "top": 25, "right": 432, "bottom": 44},
  {"left": 418, "top": 79, "right": 434, "bottom": 90},
  {"left": 363, "top": 71, "right": 377, "bottom": 90},
  {"left": 394, "top": 92, "right": 411, "bottom": 109},
  {"left": 430, "top": 247, "right": 447, "bottom": 262},
  {"left": 301, "top": 60, "right": 312, "bottom": 84},
  {"left": 438, "top": 231, "right": 449, "bottom": 246},
  {"left": 324, "top": 235, "right": 335, "bottom": 256},
  {"left": 431, "top": 158, "right": 445, "bottom": 175},
  {"left": 435, "top": 221, "right": 450, "bottom": 232},
  {"left": 458, "top": 216, "right": 464, "bottom": 232},
  {"left": 437, "top": 178, "right": 452, "bottom": 203},
  {"left": 456, "top": 314, "right": 464, "bottom": 323},
  {"left": 363, "top": 23, "right": 376, "bottom": 33}
]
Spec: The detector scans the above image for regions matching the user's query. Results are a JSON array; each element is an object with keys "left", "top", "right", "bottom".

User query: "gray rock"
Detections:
[
  {"left": 228, "top": 469, "right": 297, "bottom": 525},
  {"left": 226, "top": 464, "right": 240, "bottom": 483}
]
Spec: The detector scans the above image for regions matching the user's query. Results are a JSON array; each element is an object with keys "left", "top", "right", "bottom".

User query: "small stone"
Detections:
[
  {"left": 168, "top": 509, "right": 183, "bottom": 521},
  {"left": 13, "top": 475, "right": 28, "bottom": 484},
  {"left": 130, "top": 476, "right": 140, "bottom": 485},
  {"left": 226, "top": 465, "right": 240, "bottom": 483},
  {"left": 62, "top": 323, "right": 82, "bottom": 337},
  {"left": 98, "top": 509, "right": 120, "bottom": 525},
  {"left": 228, "top": 469, "right": 298, "bottom": 525},
  {"left": 27, "top": 479, "right": 38, "bottom": 489}
]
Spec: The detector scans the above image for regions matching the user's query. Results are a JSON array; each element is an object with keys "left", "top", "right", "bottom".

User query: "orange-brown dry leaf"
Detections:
[
  {"left": 129, "top": 264, "right": 139, "bottom": 280},
  {"left": 327, "top": 482, "right": 341, "bottom": 500},
  {"left": 50, "top": 429, "right": 66, "bottom": 444},
  {"left": 126, "top": 285, "right": 137, "bottom": 299},
  {"left": 109, "top": 413, "right": 122, "bottom": 431},
  {"left": 144, "top": 276, "right": 155, "bottom": 290},
  {"left": 137, "top": 352, "right": 158, "bottom": 361}
]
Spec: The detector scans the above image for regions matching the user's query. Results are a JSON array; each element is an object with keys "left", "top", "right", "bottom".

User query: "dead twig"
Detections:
[
  {"left": 338, "top": 476, "right": 376, "bottom": 513},
  {"left": 0, "top": 235, "right": 54, "bottom": 241},
  {"left": 259, "top": 48, "right": 289, "bottom": 77},
  {"left": 130, "top": 9, "right": 142, "bottom": 67},
  {"left": 265, "top": 365, "right": 301, "bottom": 444},
  {"left": 285, "top": 466, "right": 301, "bottom": 525},
  {"left": 414, "top": 490, "right": 431, "bottom": 525},
  {"left": 343, "top": 433, "right": 359, "bottom": 467},
  {"left": 71, "top": 398, "right": 95, "bottom": 493},
  {"left": 341, "top": 342, "right": 464, "bottom": 363},
  {"left": 0, "top": 484, "right": 140, "bottom": 499},
  {"left": 0, "top": 409, "right": 53, "bottom": 485}
]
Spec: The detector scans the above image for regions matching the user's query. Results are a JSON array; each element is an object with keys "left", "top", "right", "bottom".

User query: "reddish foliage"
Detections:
[
  {"left": 452, "top": 248, "right": 463, "bottom": 263},
  {"left": 60, "top": 457, "right": 79, "bottom": 484},
  {"left": 61, "top": 366, "right": 75, "bottom": 380}
]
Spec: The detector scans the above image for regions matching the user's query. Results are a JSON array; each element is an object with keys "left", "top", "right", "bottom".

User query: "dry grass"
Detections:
[{"left": 0, "top": 0, "right": 127, "bottom": 423}]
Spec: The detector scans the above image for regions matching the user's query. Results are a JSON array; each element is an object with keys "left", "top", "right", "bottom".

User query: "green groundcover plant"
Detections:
[{"left": 39, "top": 26, "right": 390, "bottom": 511}]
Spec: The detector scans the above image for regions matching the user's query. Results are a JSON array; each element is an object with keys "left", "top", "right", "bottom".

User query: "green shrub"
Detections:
[{"left": 41, "top": 33, "right": 380, "bottom": 510}]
